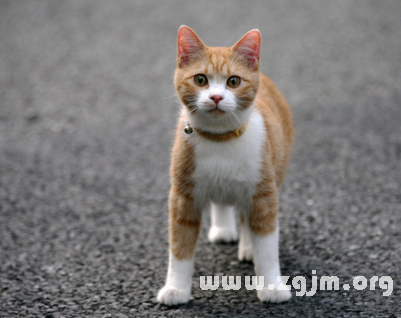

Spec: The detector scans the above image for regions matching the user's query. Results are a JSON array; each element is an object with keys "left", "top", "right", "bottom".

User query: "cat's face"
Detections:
[{"left": 175, "top": 26, "right": 261, "bottom": 132}]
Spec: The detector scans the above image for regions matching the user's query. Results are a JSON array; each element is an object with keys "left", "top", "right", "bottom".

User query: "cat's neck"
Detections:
[{"left": 193, "top": 123, "right": 248, "bottom": 142}]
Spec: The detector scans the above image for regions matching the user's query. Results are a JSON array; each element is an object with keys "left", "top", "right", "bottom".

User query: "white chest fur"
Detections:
[{"left": 186, "top": 109, "right": 266, "bottom": 210}]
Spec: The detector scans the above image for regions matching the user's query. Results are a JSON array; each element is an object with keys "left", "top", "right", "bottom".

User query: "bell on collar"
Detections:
[{"left": 184, "top": 122, "right": 193, "bottom": 134}]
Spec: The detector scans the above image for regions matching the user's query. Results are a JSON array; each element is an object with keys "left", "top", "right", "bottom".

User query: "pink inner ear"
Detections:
[
  {"left": 177, "top": 26, "right": 205, "bottom": 67},
  {"left": 232, "top": 30, "right": 261, "bottom": 70}
]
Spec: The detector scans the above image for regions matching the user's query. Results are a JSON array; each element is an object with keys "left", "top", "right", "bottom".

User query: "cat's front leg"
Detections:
[
  {"left": 157, "top": 188, "right": 201, "bottom": 306},
  {"left": 249, "top": 185, "right": 292, "bottom": 303},
  {"left": 208, "top": 203, "right": 238, "bottom": 243},
  {"left": 157, "top": 252, "right": 195, "bottom": 306},
  {"left": 251, "top": 223, "right": 291, "bottom": 302}
]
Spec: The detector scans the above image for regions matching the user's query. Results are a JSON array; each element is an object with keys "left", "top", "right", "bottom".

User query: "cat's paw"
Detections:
[
  {"left": 157, "top": 285, "right": 191, "bottom": 306},
  {"left": 238, "top": 244, "right": 253, "bottom": 261},
  {"left": 208, "top": 226, "right": 238, "bottom": 243},
  {"left": 257, "top": 288, "right": 292, "bottom": 303}
]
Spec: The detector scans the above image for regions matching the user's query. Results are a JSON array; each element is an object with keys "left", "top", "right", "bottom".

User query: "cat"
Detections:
[{"left": 157, "top": 25, "right": 294, "bottom": 305}]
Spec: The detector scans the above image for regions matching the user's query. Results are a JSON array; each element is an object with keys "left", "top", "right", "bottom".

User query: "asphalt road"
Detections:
[{"left": 0, "top": 1, "right": 400, "bottom": 317}]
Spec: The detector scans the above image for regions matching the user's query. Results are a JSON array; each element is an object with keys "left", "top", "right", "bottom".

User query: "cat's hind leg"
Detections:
[
  {"left": 208, "top": 203, "right": 238, "bottom": 243},
  {"left": 238, "top": 213, "right": 253, "bottom": 261}
]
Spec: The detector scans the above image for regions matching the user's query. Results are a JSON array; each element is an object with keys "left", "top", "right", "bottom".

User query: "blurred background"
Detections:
[{"left": 0, "top": 0, "right": 400, "bottom": 317}]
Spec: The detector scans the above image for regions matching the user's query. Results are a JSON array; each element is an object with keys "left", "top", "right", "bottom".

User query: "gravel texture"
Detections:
[{"left": 0, "top": 0, "right": 400, "bottom": 317}]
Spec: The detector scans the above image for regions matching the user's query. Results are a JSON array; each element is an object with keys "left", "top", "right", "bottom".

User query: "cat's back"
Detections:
[{"left": 255, "top": 73, "right": 294, "bottom": 185}]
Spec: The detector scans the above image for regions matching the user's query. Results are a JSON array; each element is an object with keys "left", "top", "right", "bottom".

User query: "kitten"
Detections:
[{"left": 157, "top": 25, "right": 294, "bottom": 305}]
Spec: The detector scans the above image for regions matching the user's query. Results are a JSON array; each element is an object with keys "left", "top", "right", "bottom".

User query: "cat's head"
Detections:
[{"left": 174, "top": 26, "right": 261, "bottom": 132}]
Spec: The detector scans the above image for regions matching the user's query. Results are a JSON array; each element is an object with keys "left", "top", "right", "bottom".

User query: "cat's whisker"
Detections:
[
  {"left": 230, "top": 109, "right": 242, "bottom": 127},
  {"left": 161, "top": 94, "right": 178, "bottom": 100},
  {"left": 190, "top": 108, "right": 204, "bottom": 124},
  {"left": 188, "top": 108, "right": 199, "bottom": 118},
  {"left": 186, "top": 103, "right": 199, "bottom": 111},
  {"left": 173, "top": 101, "right": 185, "bottom": 110}
]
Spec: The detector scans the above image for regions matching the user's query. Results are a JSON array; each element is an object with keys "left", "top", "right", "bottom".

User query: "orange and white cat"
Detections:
[{"left": 157, "top": 26, "right": 294, "bottom": 305}]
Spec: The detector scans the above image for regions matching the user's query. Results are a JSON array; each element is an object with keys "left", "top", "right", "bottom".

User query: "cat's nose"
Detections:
[{"left": 210, "top": 95, "right": 223, "bottom": 105}]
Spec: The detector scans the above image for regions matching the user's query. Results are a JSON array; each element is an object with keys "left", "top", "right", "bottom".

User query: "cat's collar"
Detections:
[{"left": 185, "top": 122, "right": 248, "bottom": 142}]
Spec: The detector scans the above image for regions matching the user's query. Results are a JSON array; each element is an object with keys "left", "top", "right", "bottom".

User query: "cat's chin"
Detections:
[{"left": 207, "top": 108, "right": 226, "bottom": 118}]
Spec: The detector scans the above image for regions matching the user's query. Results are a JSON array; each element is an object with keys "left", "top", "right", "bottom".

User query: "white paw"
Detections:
[
  {"left": 238, "top": 244, "right": 253, "bottom": 261},
  {"left": 208, "top": 226, "right": 238, "bottom": 243},
  {"left": 257, "top": 288, "right": 292, "bottom": 303},
  {"left": 157, "top": 285, "right": 190, "bottom": 305}
]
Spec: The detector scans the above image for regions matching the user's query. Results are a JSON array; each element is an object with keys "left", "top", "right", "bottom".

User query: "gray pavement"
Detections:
[{"left": 0, "top": 0, "right": 400, "bottom": 317}]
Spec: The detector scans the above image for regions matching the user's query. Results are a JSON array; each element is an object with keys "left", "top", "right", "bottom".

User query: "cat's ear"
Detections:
[
  {"left": 177, "top": 25, "right": 206, "bottom": 68},
  {"left": 231, "top": 29, "right": 261, "bottom": 70}
]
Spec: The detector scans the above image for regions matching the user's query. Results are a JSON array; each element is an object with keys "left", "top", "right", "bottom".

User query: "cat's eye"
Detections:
[
  {"left": 194, "top": 74, "right": 208, "bottom": 87},
  {"left": 227, "top": 76, "right": 241, "bottom": 88}
]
